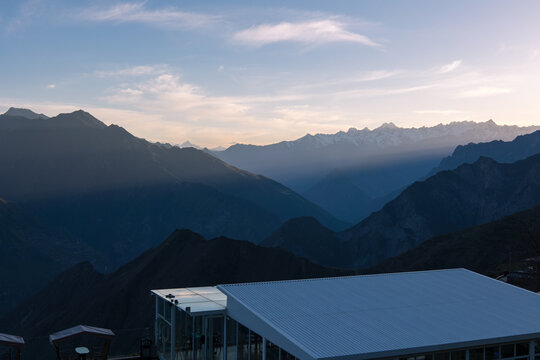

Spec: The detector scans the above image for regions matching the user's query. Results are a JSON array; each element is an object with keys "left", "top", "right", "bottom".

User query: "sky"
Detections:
[{"left": 1, "top": 0, "right": 540, "bottom": 148}]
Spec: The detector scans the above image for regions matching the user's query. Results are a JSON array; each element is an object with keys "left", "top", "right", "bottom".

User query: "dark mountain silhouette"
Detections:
[
  {"left": 366, "top": 206, "right": 540, "bottom": 275},
  {"left": 430, "top": 130, "right": 540, "bottom": 175},
  {"left": 0, "top": 198, "right": 104, "bottom": 317},
  {"left": 3, "top": 107, "right": 49, "bottom": 120},
  {"left": 265, "top": 154, "right": 540, "bottom": 269},
  {"left": 0, "top": 229, "right": 350, "bottom": 360},
  {"left": 0, "top": 109, "right": 344, "bottom": 265}
]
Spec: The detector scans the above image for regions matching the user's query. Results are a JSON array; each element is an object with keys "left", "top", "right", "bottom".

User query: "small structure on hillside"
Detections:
[
  {"left": 0, "top": 333, "right": 24, "bottom": 360},
  {"left": 49, "top": 325, "right": 115, "bottom": 360}
]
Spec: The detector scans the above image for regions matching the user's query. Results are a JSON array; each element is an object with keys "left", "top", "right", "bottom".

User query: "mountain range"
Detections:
[
  {"left": 430, "top": 129, "right": 540, "bottom": 174},
  {"left": 0, "top": 108, "right": 344, "bottom": 266},
  {"left": 213, "top": 120, "right": 540, "bottom": 222},
  {"left": 265, "top": 153, "right": 540, "bottom": 269},
  {"left": 0, "top": 229, "right": 350, "bottom": 360}
]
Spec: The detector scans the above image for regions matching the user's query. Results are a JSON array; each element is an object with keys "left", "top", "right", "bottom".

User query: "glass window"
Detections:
[
  {"left": 205, "top": 316, "right": 224, "bottom": 360},
  {"left": 470, "top": 348, "right": 484, "bottom": 360},
  {"left": 452, "top": 350, "right": 466, "bottom": 360},
  {"left": 226, "top": 317, "right": 237, "bottom": 360},
  {"left": 250, "top": 331, "right": 263, "bottom": 360},
  {"left": 237, "top": 324, "right": 249, "bottom": 360},
  {"left": 175, "top": 310, "right": 193, "bottom": 360},
  {"left": 157, "top": 317, "right": 171, "bottom": 357},
  {"left": 485, "top": 346, "right": 500, "bottom": 360},
  {"left": 501, "top": 344, "right": 514, "bottom": 358},
  {"left": 535, "top": 341, "right": 540, "bottom": 355},
  {"left": 158, "top": 298, "right": 165, "bottom": 317},
  {"left": 516, "top": 343, "right": 529, "bottom": 357},
  {"left": 266, "top": 340, "right": 280, "bottom": 360},
  {"left": 158, "top": 317, "right": 172, "bottom": 360},
  {"left": 194, "top": 316, "right": 204, "bottom": 360},
  {"left": 281, "top": 349, "right": 295, "bottom": 360},
  {"left": 165, "top": 302, "right": 172, "bottom": 322},
  {"left": 435, "top": 353, "right": 450, "bottom": 360}
]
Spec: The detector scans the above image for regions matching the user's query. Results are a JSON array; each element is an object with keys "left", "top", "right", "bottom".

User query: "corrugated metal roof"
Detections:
[
  {"left": 152, "top": 287, "right": 226, "bottom": 315},
  {"left": 218, "top": 269, "right": 540, "bottom": 360}
]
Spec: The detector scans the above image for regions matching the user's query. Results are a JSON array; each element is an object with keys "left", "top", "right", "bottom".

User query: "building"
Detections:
[{"left": 151, "top": 269, "right": 540, "bottom": 360}]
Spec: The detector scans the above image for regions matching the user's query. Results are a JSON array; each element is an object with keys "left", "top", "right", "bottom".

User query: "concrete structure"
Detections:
[{"left": 151, "top": 269, "right": 540, "bottom": 360}]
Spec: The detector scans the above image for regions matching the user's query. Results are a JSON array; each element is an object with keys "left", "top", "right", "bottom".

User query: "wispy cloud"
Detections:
[
  {"left": 233, "top": 19, "right": 379, "bottom": 47},
  {"left": 460, "top": 86, "right": 512, "bottom": 98},
  {"left": 81, "top": 2, "right": 220, "bottom": 29},
  {"left": 94, "top": 65, "right": 169, "bottom": 78},
  {"left": 103, "top": 73, "right": 251, "bottom": 122},
  {"left": 439, "top": 59, "right": 462, "bottom": 74},
  {"left": 47, "top": 84, "right": 56, "bottom": 89}
]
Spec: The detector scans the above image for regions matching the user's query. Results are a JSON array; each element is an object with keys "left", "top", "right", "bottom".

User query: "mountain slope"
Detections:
[
  {"left": 0, "top": 109, "right": 344, "bottom": 264},
  {"left": 265, "top": 154, "right": 540, "bottom": 269},
  {"left": 366, "top": 205, "right": 540, "bottom": 275},
  {"left": 0, "top": 198, "right": 104, "bottom": 317},
  {"left": 261, "top": 217, "right": 353, "bottom": 268},
  {"left": 0, "top": 229, "right": 351, "bottom": 359},
  {"left": 341, "top": 154, "right": 540, "bottom": 268},
  {"left": 214, "top": 121, "right": 540, "bottom": 222},
  {"left": 430, "top": 130, "right": 540, "bottom": 175}
]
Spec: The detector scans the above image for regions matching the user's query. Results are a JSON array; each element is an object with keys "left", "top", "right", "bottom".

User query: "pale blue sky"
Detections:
[{"left": 1, "top": 0, "right": 540, "bottom": 147}]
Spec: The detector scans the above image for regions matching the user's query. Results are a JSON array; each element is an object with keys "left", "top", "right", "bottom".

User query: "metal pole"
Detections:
[
  {"left": 262, "top": 338, "right": 267, "bottom": 360},
  {"left": 155, "top": 296, "right": 159, "bottom": 345},
  {"left": 224, "top": 317, "right": 228, "bottom": 360},
  {"left": 203, "top": 317, "right": 207, "bottom": 360},
  {"left": 192, "top": 316, "right": 196, "bottom": 360},
  {"left": 171, "top": 304, "right": 176, "bottom": 360},
  {"left": 529, "top": 341, "right": 535, "bottom": 360}
]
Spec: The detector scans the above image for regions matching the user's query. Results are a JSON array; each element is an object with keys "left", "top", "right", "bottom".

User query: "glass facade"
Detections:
[
  {"left": 393, "top": 342, "right": 536, "bottom": 360},
  {"left": 155, "top": 295, "right": 301, "bottom": 360},
  {"left": 155, "top": 296, "right": 539, "bottom": 360}
]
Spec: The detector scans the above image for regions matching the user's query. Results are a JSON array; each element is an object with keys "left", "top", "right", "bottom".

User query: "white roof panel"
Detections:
[
  {"left": 152, "top": 286, "right": 226, "bottom": 315},
  {"left": 218, "top": 269, "right": 540, "bottom": 360}
]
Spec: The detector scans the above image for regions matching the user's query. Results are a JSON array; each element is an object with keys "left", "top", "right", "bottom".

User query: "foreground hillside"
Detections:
[
  {"left": 265, "top": 154, "right": 540, "bottom": 269},
  {"left": 0, "top": 229, "right": 350, "bottom": 359},
  {"left": 367, "top": 205, "right": 540, "bottom": 275},
  {"left": 0, "top": 108, "right": 343, "bottom": 265},
  {"left": 0, "top": 198, "right": 104, "bottom": 317}
]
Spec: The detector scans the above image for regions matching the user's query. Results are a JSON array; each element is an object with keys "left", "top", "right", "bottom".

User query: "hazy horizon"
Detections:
[{"left": 2, "top": 1, "right": 540, "bottom": 147}]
